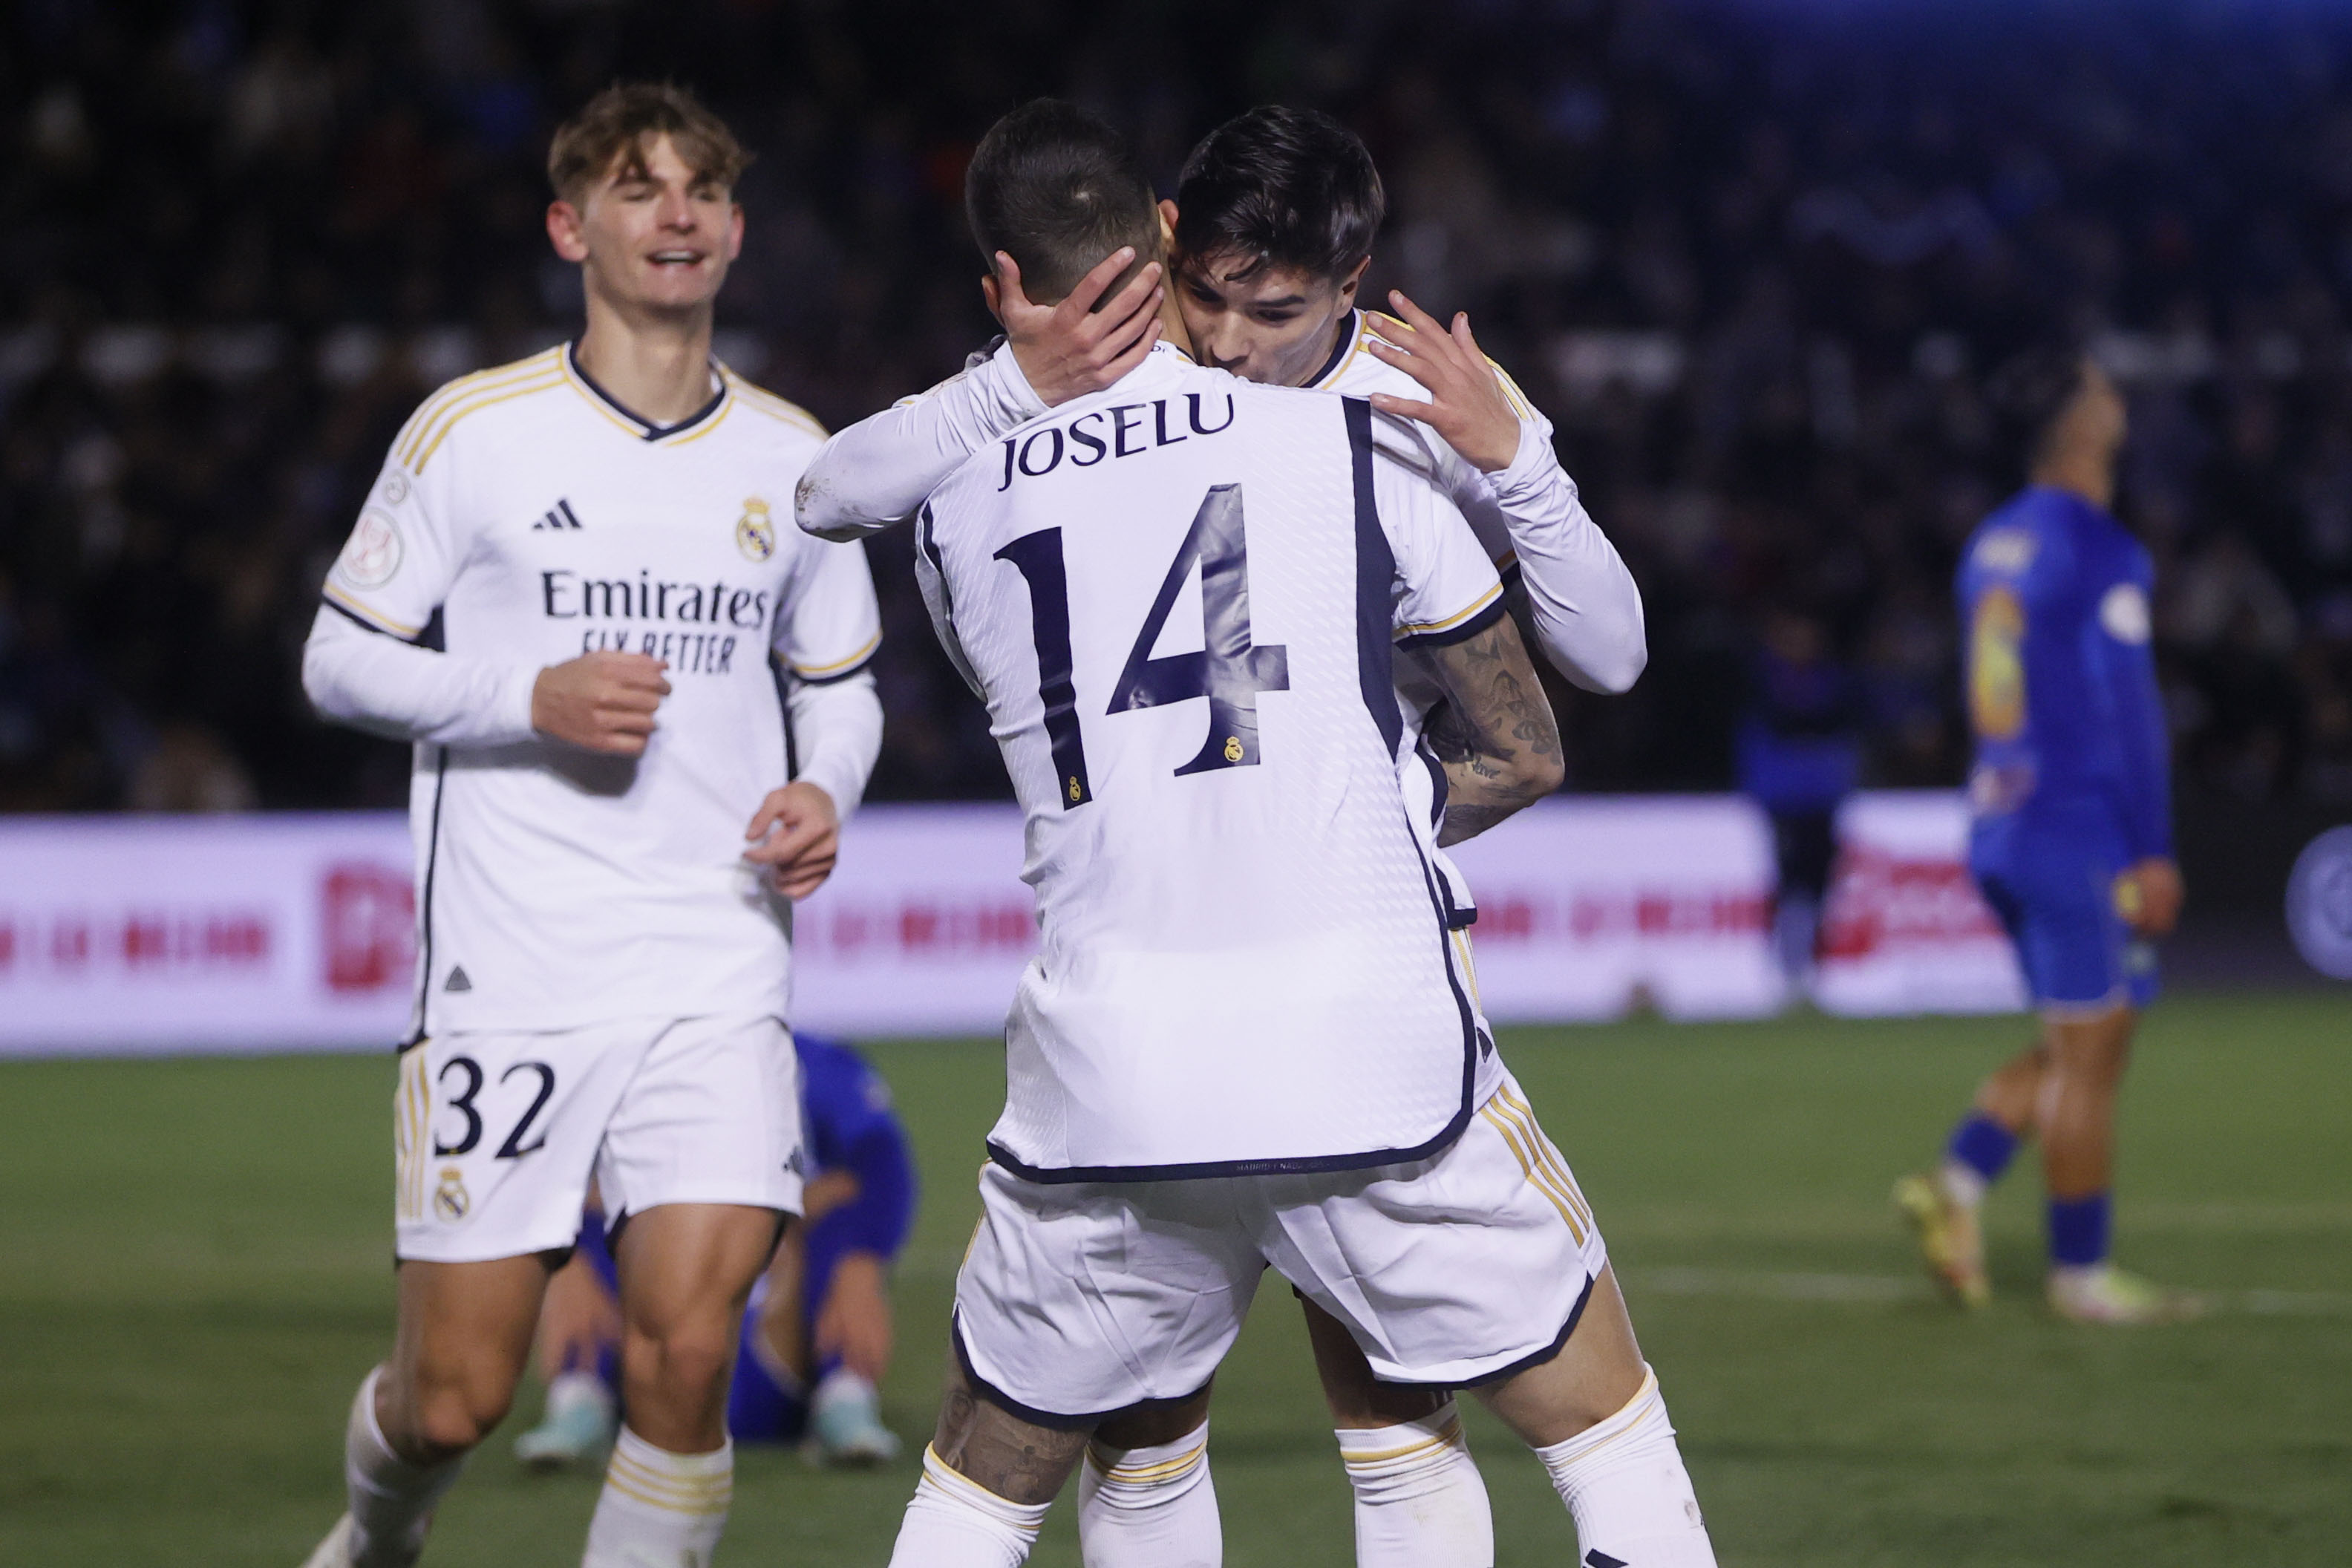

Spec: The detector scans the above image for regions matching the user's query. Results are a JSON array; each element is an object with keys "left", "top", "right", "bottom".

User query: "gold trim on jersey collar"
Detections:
[
  {"left": 561, "top": 342, "right": 731, "bottom": 444},
  {"left": 1310, "top": 308, "right": 1368, "bottom": 390}
]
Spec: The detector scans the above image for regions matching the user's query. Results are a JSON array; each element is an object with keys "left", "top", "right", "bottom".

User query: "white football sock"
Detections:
[
  {"left": 1335, "top": 1402, "right": 1494, "bottom": 1568},
  {"left": 1076, "top": 1420, "right": 1221, "bottom": 1567},
  {"left": 343, "top": 1365, "right": 466, "bottom": 1568},
  {"left": 581, "top": 1425, "right": 732, "bottom": 1567},
  {"left": 889, "top": 1444, "right": 1054, "bottom": 1568},
  {"left": 1533, "top": 1366, "right": 1716, "bottom": 1568}
]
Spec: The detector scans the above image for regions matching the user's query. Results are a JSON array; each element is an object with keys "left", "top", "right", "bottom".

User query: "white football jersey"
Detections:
[
  {"left": 918, "top": 345, "right": 1505, "bottom": 1179},
  {"left": 1311, "top": 309, "right": 1555, "bottom": 925},
  {"left": 322, "top": 344, "right": 881, "bottom": 1038},
  {"left": 1311, "top": 307, "right": 1549, "bottom": 576}
]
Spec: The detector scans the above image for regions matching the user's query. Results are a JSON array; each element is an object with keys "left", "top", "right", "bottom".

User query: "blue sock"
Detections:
[
  {"left": 2047, "top": 1192, "right": 2111, "bottom": 1268},
  {"left": 1946, "top": 1112, "right": 2020, "bottom": 1186}
]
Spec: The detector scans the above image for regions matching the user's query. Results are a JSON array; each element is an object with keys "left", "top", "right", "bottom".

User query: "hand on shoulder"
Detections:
[{"left": 1362, "top": 290, "right": 1526, "bottom": 472}]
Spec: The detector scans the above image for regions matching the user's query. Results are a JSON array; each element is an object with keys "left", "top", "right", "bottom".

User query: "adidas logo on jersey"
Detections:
[
  {"left": 443, "top": 965, "right": 472, "bottom": 993},
  {"left": 530, "top": 499, "right": 584, "bottom": 531}
]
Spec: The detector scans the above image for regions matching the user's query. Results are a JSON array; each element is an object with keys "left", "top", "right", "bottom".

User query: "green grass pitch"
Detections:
[{"left": 1, "top": 992, "right": 2345, "bottom": 1566}]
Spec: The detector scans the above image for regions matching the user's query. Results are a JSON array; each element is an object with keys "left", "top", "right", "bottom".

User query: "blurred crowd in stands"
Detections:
[{"left": 4, "top": 0, "right": 2351, "bottom": 814}]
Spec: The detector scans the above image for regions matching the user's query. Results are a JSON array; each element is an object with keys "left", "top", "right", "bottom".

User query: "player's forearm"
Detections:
[
  {"left": 1437, "top": 755, "right": 1558, "bottom": 845},
  {"left": 2108, "top": 647, "right": 2175, "bottom": 859},
  {"left": 786, "top": 670, "right": 883, "bottom": 823},
  {"left": 301, "top": 604, "right": 538, "bottom": 748},
  {"left": 1488, "top": 425, "right": 1647, "bottom": 694},
  {"left": 794, "top": 345, "right": 1046, "bottom": 541},
  {"left": 1420, "top": 618, "right": 1567, "bottom": 846}
]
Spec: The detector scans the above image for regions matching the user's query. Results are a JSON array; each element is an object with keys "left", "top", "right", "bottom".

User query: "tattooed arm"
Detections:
[{"left": 1417, "top": 614, "right": 1566, "bottom": 846}]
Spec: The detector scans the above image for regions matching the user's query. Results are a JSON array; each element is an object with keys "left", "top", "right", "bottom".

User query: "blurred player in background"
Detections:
[
  {"left": 1737, "top": 604, "right": 1864, "bottom": 989},
  {"left": 296, "top": 85, "right": 883, "bottom": 1567},
  {"left": 873, "top": 99, "right": 1713, "bottom": 1568},
  {"left": 1896, "top": 351, "right": 2198, "bottom": 1325},
  {"left": 800, "top": 105, "right": 1646, "bottom": 1568},
  {"left": 512, "top": 1033, "right": 918, "bottom": 1468}
]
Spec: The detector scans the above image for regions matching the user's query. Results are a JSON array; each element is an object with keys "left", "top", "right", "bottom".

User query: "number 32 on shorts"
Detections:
[{"left": 431, "top": 1054, "right": 557, "bottom": 1160}]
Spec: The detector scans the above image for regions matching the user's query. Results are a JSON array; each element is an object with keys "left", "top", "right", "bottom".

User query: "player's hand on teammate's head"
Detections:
[
  {"left": 2118, "top": 857, "right": 2185, "bottom": 937},
  {"left": 1363, "top": 289, "right": 1526, "bottom": 473},
  {"left": 743, "top": 779, "right": 841, "bottom": 900},
  {"left": 988, "top": 247, "right": 1164, "bottom": 408},
  {"left": 531, "top": 651, "right": 672, "bottom": 757}
]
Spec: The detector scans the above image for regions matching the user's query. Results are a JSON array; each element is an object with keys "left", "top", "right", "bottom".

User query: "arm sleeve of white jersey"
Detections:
[
  {"left": 301, "top": 603, "right": 540, "bottom": 747},
  {"left": 1482, "top": 365, "right": 1647, "bottom": 693},
  {"left": 1371, "top": 413, "right": 1508, "bottom": 650},
  {"left": 301, "top": 425, "right": 540, "bottom": 748},
  {"left": 772, "top": 535, "right": 885, "bottom": 817},
  {"left": 793, "top": 342, "right": 1048, "bottom": 541},
  {"left": 784, "top": 670, "right": 883, "bottom": 825}
]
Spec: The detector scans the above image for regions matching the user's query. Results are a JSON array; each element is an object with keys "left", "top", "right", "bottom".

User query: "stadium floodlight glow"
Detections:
[{"left": 2285, "top": 826, "right": 2352, "bottom": 981}]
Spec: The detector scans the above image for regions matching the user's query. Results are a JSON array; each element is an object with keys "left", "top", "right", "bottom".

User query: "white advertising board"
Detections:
[
  {"left": 0, "top": 814, "right": 417, "bottom": 1054},
  {"left": 1812, "top": 791, "right": 2027, "bottom": 1016},
  {"left": 1442, "top": 796, "right": 1786, "bottom": 1021},
  {"left": 788, "top": 804, "right": 1036, "bottom": 1036},
  {"left": 0, "top": 793, "right": 2023, "bottom": 1055}
]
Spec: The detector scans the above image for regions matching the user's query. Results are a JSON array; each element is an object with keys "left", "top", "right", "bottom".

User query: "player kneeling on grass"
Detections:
[
  {"left": 1895, "top": 350, "right": 2198, "bottom": 1326},
  {"left": 514, "top": 1033, "right": 918, "bottom": 1467},
  {"left": 296, "top": 84, "right": 883, "bottom": 1568},
  {"left": 876, "top": 101, "right": 1716, "bottom": 1568}
]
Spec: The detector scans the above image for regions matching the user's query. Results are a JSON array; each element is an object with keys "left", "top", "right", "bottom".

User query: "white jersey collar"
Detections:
[
  {"left": 562, "top": 339, "right": 731, "bottom": 442},
  {"left": 1307, "top": 309, "right": 1367, "bottom": 391}
]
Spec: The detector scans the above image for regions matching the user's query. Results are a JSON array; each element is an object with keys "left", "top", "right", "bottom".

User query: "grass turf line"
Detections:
[{"left": 0, "top": 992, "right": 2345, "bottom": 1565}]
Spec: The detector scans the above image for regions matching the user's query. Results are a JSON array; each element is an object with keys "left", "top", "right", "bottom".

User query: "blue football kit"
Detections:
[
  {"left": 1957, "top": 485, "right": 2170, "bottom": 1012},
  {"left": 576, "top": 1033, "right": 916, "bottom": 1441}
]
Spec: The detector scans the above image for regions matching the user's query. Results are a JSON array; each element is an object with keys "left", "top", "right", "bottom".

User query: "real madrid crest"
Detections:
[
  {"left": 736, "top": 497, "right": 777, "bottom": 562},
  {"left": 434, "top": 1166, "right": 470, "bottom": 1223}
]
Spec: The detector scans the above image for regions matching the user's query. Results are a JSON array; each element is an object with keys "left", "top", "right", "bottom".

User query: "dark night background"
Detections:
[{"left": 3, "top": 0, "right": 2348, "bottom": 927}]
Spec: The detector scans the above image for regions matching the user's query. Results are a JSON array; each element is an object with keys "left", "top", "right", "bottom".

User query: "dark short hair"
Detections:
[
  {"left": 1984, "top": 347, "right": 2092, "bottom": 477},
  {"left": 1175, "top": 106, "right": 1385, "bottom": 284},
  {"left": 548, "top": 82, "right": 749, "bottom": 204},
  {"left": 965, "top": 100, "right": 1160, "bottom": 304}
]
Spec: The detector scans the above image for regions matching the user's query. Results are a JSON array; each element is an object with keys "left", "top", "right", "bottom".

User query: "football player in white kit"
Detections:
[
  {"left": 870, "top": 100, "right": 1714, "bottom": 1568},
  {"left": 799, "top": 107, "right": 1651, "bottom": 1568},
  {"left": 295, "top": 85, "right": 882, "bottom": 1568}
]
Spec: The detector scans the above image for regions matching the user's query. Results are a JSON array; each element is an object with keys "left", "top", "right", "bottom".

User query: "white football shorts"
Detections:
[
  {"left": 392, "top": 1012, "right": 803, "bottom": 1264},
  {"left": 952, "top": 1074, "right": 1607, "bottom": 1421}
]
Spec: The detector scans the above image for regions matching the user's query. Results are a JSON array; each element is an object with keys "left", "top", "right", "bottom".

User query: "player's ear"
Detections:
[
  {"left": 723, "top": 201, "right": 745, "bottom": 263},
  {"left": 1334, "top": 255, "right": 1371, "bottom": 307},
  {"left": 980, "top": 270, "right": 1004, "bottom": 326},
  {"left": 546, "top": 200, "right": 589, "bottom": 264},
  {"left": 1157, "top": 199, "right": 1179, "bottom": 251}
]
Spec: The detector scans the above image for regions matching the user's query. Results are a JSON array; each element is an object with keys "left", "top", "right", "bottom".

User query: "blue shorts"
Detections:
[{"left": 1972, "top": 829, "right": 2158, "bottom": 1014}]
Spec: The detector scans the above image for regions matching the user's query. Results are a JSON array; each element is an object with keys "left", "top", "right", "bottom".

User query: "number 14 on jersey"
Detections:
[{"left": 997, "top": 484, "right": 1291, "bottom": 808}]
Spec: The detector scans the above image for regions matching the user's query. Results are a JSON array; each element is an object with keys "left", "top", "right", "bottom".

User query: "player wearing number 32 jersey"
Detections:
[{"left": 295, "top": 86, "right": 881, "bottom": 1568}]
